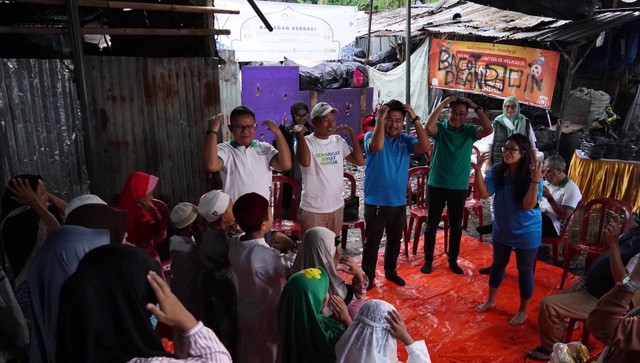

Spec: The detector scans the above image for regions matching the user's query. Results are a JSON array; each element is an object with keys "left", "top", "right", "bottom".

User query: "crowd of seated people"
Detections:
[{"left": 1, "top": 99, "right": 638, "bottom": 363}]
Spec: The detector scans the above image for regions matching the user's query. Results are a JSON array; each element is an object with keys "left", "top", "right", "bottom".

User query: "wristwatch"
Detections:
[
  {"left": 474, "top": 106, "right": 483, "bottom": 113},
  {"left": 621, "top": 274, "right": 640, "bottom": 293},
  {"left": 411, "top": 116, "right": 421, "bottom": 123}
]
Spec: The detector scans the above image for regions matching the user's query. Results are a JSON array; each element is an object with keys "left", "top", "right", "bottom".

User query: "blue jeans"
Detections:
[{"left": 489, "top": 241, "right": 538, "bottom": 300}]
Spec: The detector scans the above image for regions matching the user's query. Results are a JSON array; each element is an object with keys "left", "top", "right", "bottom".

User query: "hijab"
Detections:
[
  {"left": 290, "top": 101, "right": 309, "bottom": 122},
  {"left": 494, "top": 96, "right": 528, "bottom": 137},
  {"left": 117, "top": 171, "right": 159, "bottom": 245},
  {"left": 56, "top": 244, "right": 168, "bottom": 363},
  {"left": 335, "top": 299, "right": 397, "bottom": 363},
  {"left": 278, "top": 267, "right": 345, "bottom": 363},
  {"left": 292, "top": 227, "right": 348, "bottom": 301},
  {"left": 27, "top": 225, "right": 110, "bottom": 363},
  {"left": 66, "top": 204, "right": 128, "bottom": 244}
]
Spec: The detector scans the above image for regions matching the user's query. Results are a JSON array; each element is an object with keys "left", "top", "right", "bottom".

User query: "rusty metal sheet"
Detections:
[
  {"left": 84, "top": 56, "right": 221, "bottom": 206},
  {"left": 0, "top": 58, "right": 88, "bottom": 200}
]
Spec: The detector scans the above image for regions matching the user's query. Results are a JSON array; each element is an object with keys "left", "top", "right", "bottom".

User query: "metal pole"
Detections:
[
  {"left": 66, "top": 0, "right": 98, "bottom": 193},
  {"left": 365, "top": 0, "right": 374, "bottom": 65},
  {"left": 405, "top": 0, "right": 411, "bottom": 133}
]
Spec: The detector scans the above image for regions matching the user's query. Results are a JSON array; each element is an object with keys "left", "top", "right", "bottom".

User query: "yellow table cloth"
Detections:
[{"left": 568, "top": 150, "right": 640, "bottom": 211}]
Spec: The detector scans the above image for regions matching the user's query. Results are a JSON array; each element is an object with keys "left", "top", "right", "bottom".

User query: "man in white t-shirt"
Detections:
[
  {"left": 540, "top": 155, "right": 582, "bottom": 238},
  {"left": 203, "top": 107, "right": 292, "bottom": 202},
  {"left": 294, "top": 102, "right": 364, "bottom": 236}
]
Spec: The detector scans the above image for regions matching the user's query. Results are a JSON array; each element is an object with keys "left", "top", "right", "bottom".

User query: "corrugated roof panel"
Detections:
[{"left": 357, "top": 2, "right": 639, "bottom": 43}]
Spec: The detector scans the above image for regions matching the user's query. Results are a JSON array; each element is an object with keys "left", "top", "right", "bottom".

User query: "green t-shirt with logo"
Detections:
[{"left": 428, "top": 120, "right": 480, "bottom": 190}]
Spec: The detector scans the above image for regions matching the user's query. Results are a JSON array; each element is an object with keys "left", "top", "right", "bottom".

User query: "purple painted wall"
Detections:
[
  {"left": 300, "top": 88, "right": 374, "bottom": 146},
  {"left": 241, "top": 65, "right": 374, "bottom": 146},
  {"left": 241, "top": 66, "right": 300, "bottom": 144}
]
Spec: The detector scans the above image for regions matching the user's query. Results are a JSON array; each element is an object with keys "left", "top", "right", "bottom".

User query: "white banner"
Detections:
[{"left": 215, "top": 0, "right": 357, "bottom": 62}]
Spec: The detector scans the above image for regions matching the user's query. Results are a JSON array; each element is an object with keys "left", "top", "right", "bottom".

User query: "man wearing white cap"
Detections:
[
  {"left": 169, "top": 202, "right": 206, "bottom": 322},
  {"left": 197, "top": 190, "right": 239, "bottom": 360},
  {"left": 294, "top": 102, "right": 364, "bottom": 237}
]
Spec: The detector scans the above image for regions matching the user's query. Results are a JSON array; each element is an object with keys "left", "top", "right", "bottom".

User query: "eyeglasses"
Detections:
[
  {"left": 504, "top": 104, "right": 517, "bottom": 109},
  {"left": 232, "top": 124, "right": 256, "bottom": 132},
  {"left": 501, "top": 146, "right": 521, "bottom": 154}
]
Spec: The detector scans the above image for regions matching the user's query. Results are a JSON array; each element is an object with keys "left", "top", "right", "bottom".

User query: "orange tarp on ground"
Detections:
[{"left": 355, "top": 233, "right": 594, "bottom": 363}]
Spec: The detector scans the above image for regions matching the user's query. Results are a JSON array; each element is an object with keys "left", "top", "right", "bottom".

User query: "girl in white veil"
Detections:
[{"left": 335, "top": 299, "right": 431, "bottom": 363}]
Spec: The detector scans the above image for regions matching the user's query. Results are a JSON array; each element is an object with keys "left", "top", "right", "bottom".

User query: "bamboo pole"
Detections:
[
  {"left": 13, "top": 0, "right": 240, "bottom": 14},
  {"left": 0, "top": 26, "right": 231, "bottom": 36}
]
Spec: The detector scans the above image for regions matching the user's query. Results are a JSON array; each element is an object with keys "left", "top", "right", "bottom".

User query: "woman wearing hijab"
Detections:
[
  {"left": 486, "top": 96, "right": 538, "bottom": 167},
  {"left": 27, "top": 225, "right": 111, "bottom": 363},
  {"left": 292, "top": 227, "right": 368, "bottom": 319},
  {"left": 56, "top": 244, "right": 231, "bottom": 363},
  {"left": 275, "top": 101, "right": 314, "bottom": 218},
  {"left": 335, "top": 299, "right": 431, "bottom": 363},
  {"left": 474, "top": 134, "right": 543, "bottom": 325},
  {"left": 117, "top": 172, "right": 168, "bottom": 259},
  {"left": 0, "top": 175, "right": 65, "bottom": 317},
  {"left": 278, "top": 267, "right": 351, "bottom": 363}
]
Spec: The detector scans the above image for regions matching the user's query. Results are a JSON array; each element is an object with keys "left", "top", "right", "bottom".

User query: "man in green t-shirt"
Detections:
[{"left": 421, "top": 96, "right": 493, "bottom": 275}]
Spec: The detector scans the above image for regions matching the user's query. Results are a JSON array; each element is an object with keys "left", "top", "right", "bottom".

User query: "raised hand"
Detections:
[
  {"left": 530, "top": 160, "right": 543, "bottom": 182},
  {"left": 293, "top": 124, "right": 308, "bottom": 134},
  {"left": 207, "top": 113, "right": 224, "bottom": 133},
  {"left": 145, "top": 271, "right": 198, "bottom": 331},
  {"left": 385, "top": 309, "right": 414, "bottom": 346},
  {"left": 603, "top": 213, "right": 621, "bottom": 249},
  {"left": 281, "top": 113, "right": 288, "bottom": 126},
  {"left": 459, "top": 96, "right": 477, "bottom": 109},
  {"left": 8, "top": 178, "right": 45, "bottom": 207},
  {"left": 476, "top": 152, "right": 491, "bottom": 171},
  {"left": 329, "top": 295, "right": 352, "bottom": 327},
  {"left": 337, "top": 256, "right": 360, "bottom": 275},
  {"left": 403, "top": 104, "right": 417, "bottom": 120},
  {"left": 334, "top": 124, "right": 355, "bottom": 135},
  {"left": 270, "top": 231, "right": 296, "bottom": 253},
  {"left": 262, "top": 119, "right": 279, "bottom": 134}
]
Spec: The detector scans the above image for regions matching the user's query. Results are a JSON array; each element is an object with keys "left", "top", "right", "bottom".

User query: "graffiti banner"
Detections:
[{"left": 429, "top": 39, "right": 560, "bottom": 109}]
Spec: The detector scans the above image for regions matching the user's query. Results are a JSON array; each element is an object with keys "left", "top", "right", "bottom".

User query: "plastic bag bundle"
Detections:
[{"left": 549, "top": 342, "right": 590, "bottom": 363}]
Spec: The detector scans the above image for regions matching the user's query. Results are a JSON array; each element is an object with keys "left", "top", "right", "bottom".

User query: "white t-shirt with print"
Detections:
[{"left": 299, "top": 134, "right": 353, "bottom": 213}]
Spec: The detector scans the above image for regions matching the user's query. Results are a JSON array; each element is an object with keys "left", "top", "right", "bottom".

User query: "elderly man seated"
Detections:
[
  {"left": 539, "top": 155, "right": 582, "bottom": 238},
  {"left": 526, "top": 214, "right": 640, "bottom": 361}
]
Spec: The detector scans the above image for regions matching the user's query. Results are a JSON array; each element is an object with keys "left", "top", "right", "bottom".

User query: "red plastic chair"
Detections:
[
  {"left": 563, "top": 318, "right": 591, "bottom": 346},
  {"left": 271, "top": 175, "right": 302, "bottom": 240},
  {"left": 341, "top": 172, "right": 365, "bottom": 249},
  {"left": 405, "top": 166, "right": 449, "bottom": 257},
  {"left": 541, "top": 200, "right": 582, "bottom": 266},
  {"left": 462, "top": 162, "right": 484, "bottom": 241},
  {"left": 559, "top": 198, "right": 633, "bottom": 289}
]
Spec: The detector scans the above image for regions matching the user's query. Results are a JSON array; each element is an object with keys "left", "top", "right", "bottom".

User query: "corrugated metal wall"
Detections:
[
  {"left": 85, "top": 57, "right": 221, "bottom": 206},
  {"left": 218, "top": 49, "right": 241, "bottom": 142},
  {"left": 0, "top": 59, "right": 89, "bottom": 200}
]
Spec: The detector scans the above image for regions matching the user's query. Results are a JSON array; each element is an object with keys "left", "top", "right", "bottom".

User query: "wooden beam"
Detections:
[
  {"left": 0, "top": 26, "right": 231, "bottom": 36},
  {"left": 13, "top": 0, "right": 240, "bottom": 14}
]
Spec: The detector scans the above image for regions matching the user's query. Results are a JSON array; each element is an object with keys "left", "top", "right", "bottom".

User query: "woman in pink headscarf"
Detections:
[{"left": 117, "top": 172, "right": 168, "bottom": 259}]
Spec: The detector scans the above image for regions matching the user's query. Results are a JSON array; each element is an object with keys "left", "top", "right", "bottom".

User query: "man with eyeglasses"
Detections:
[
  {"left": 539, "top": 155, "right": 582, "bottom": 238},
  {"left": 361, "top": 99, "right": 431, "bottom": 290},
  {"left": 204, "top": 106, "right": 292, "bottom": 202},
  {"left": 421, "top": 96, "right": 493, "bottom": 275},
  {"left": 294, "top": 102, "right": 364, "bottom": 237}
]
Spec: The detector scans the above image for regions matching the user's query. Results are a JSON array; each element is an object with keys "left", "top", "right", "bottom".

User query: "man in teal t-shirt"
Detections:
[{"left": 421, "top": 96, "right": 493, "bottom": 275}]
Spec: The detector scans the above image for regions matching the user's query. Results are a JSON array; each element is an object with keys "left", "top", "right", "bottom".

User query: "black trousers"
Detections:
[
  {"left": 361, "top": 204, "right": 406, "bottom": 280},
  {"left": 423, "top": 186, "right": 467, "bottom": 263}
]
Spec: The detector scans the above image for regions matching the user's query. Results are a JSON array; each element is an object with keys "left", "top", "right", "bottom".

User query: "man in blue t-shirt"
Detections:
[
  {"left": 421, "top": 96, "right": 493, "bottom": 275},
  {"left": 361, "top": 100, "right": 431, "bottom": 290}
]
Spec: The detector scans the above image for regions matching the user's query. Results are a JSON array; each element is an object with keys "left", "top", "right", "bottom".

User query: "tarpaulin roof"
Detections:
[{"left": 356, "top": 0, "right": 640, "bottom": 43}]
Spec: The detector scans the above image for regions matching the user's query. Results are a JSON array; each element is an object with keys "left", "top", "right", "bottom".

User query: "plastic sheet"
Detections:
[{"left": 354, "top": 233, "right": 592, "bottom": 362}]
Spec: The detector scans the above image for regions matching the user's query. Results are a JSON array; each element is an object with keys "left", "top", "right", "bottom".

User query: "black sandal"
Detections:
[{"left": 526, "top": 346, "right": 552, "bottom": 361}]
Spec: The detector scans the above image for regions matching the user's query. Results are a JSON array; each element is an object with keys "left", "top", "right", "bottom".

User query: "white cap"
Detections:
[
  {"left": 65, "top": 194, "right": 107, "bottom": 217},
  {"left": 309, "top": 102, "right": 337, "bottom": 120},
  {"left": 198, "top": 190, "right": 231, "bottom": 223},
  {"left": 170, "top": 202, "right": 198, "bottom": 229}
]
